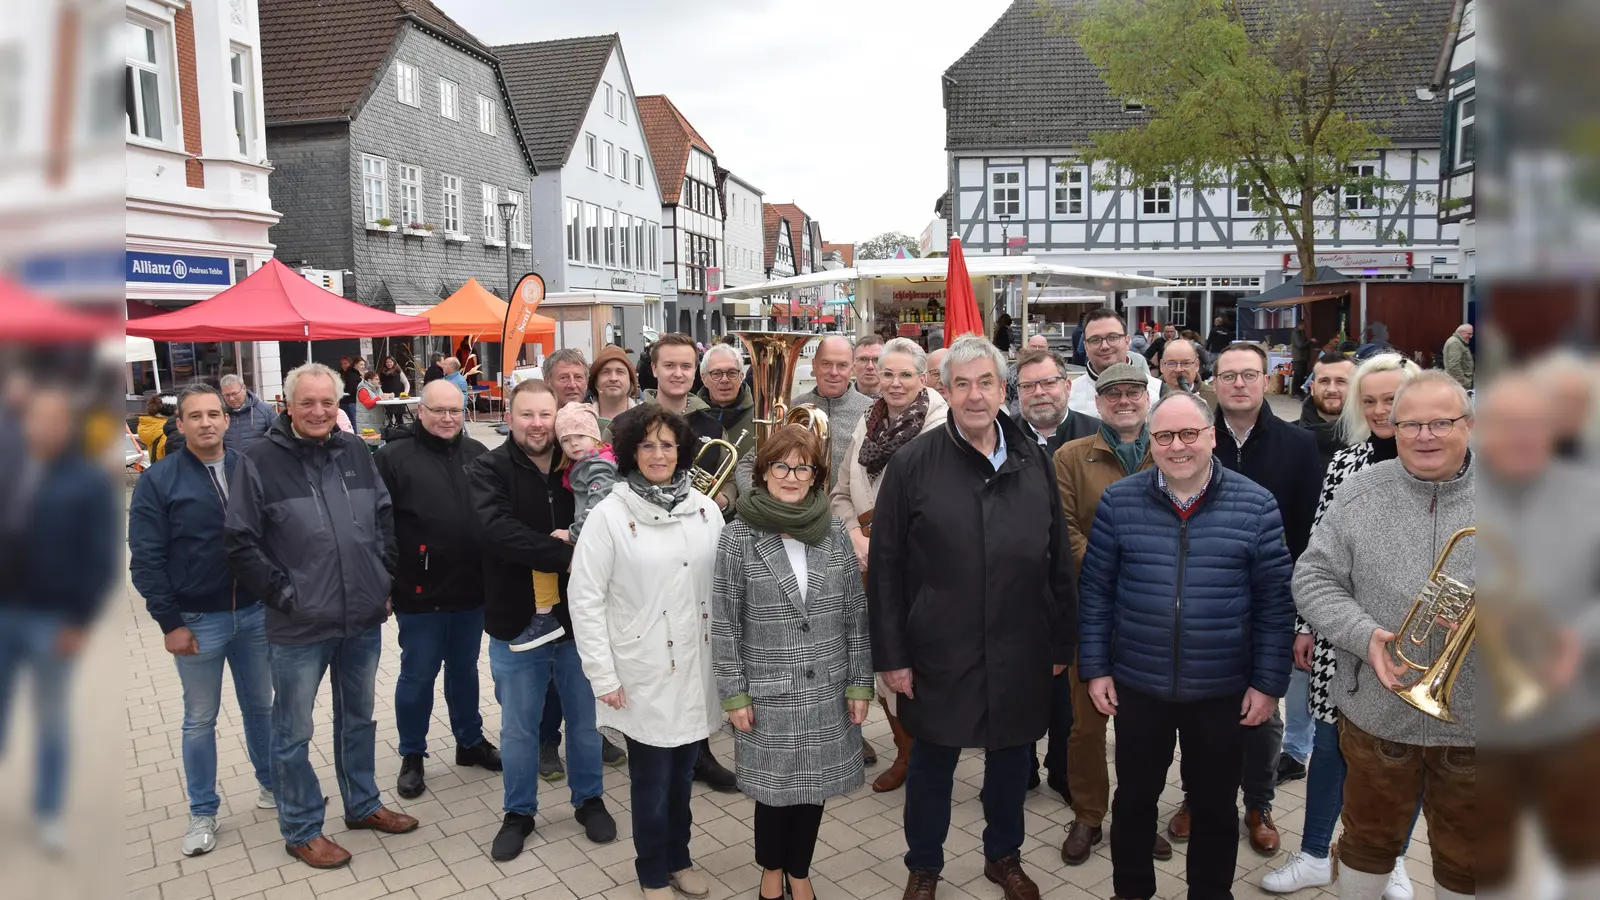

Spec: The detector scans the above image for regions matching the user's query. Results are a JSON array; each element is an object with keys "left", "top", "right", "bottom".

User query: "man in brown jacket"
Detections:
[{"left": 1050, "top": 363, "right": 1167, "bottom": 867}]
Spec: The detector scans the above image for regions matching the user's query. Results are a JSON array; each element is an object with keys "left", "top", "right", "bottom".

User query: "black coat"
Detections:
[
  {"left": 468, "top": 440, "right": 576, "bottom": 642},
  {"left": 1020, "top": 410, "right": 1100, "bottom": 456},
  {"left": 868, "top": 413, "right": 1078, "bottom": 750},
  {"left": 1214, "top": 403, "right": 1322, "bottom": 561},
  {"left": 374, "top": 423, "right": 488, "bottom": 614},
  {"left": 1294, "top": 396, "right": 1345, "bottom": 476}
]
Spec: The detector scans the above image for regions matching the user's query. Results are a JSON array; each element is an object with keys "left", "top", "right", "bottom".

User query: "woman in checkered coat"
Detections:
[{"left": 712, "top": 426, "right": 874, "bottom": 900}]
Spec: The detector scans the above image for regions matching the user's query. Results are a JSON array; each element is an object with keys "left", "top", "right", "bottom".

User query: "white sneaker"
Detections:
[
  {"left": 257, "top": 788, "right": 277, "bottom": 809},
  {"left": 1261, "top": 851, "right": 1333, "bottom": 893},
  {"left": 181, "top": 815, "right": 218, "bottom": 856},
  {"left": 1384, "top": 857, "right": 1414, "bottom": 900}
]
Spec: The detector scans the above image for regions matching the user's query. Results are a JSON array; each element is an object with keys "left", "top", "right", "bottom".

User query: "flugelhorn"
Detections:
[
  {"left": 690, "top": 437, "right": 738, "bottom": 499},
  {"left": 1390, "top": 527, "right": 1476, "bottom": 723},
  {"left": 736, "top": 331, "right": 829, "bottom": 449}
]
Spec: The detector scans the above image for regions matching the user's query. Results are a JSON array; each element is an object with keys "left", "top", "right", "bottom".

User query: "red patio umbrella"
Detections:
[
  {"left": 943, "top": 237, "right": 983, "bottom": 340},
  {"left": 0, "top": 274, "right": 117, "bottom": 342}
]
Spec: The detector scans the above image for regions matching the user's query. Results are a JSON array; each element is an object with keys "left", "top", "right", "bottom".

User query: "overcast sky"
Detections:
[{"left": 438, "top": 0, "right": 1014, "bottom": 245}]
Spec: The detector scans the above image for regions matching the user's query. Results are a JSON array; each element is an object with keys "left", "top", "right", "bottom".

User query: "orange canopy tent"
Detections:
[{"left": 419, "top": 278, "right": 554, "bottom": 353}]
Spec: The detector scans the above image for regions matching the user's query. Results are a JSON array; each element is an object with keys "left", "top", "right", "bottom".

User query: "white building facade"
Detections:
[
  {"left": 718, "top": 171, "right": 765, "bottom": 289},
  {"left": 1436, "top": 0, "right": 1476, "bottom": 283}
]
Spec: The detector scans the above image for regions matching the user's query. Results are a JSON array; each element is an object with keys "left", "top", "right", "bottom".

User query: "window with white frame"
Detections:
[
  {"left": 507, "top": 190, "right": 525, "bottom": 243},
  {"left": 397, "top": 164, "right": 421, "bottom": 225},
  {"left": 1235, "top": 180, "right": 1261, "bottom": 214},
  {"left": 125, "top": 20, "right": 166, "bottom": 141},
  {"left": 395, "top": 61, "right": 418, "bottom": 106},
  {"left": 650, "top": 223, "right": 659, "bottom": 272},
  {"left": 1141, "top": 182, "right": 1172, "bottom": 215},
  {"left": 566, "top": 199, "right": 581, "bottom": 262},
  {"left": 478, "top": 95, "right": 495, "bottom": 135},
  {"left": 620, "top": 148, "right": 630, "bottom": 184},
  {"left": 634, "top": 154, "right": 644, "bottom": 187},
  {"left": 1344, "top": 164, "right": 1377, "bottom": 211},
  {"left": 439, "top": 78, "right": 458, "bottom": 119},
  {"left": 603, "top": 208, "right": 617, "bottom": 266},
  {"left": 229, "top": 46, "right": 254, "bottom": 157},
  {"left": 1169, "top": 302, "right": 1187, "bottom": 327},
  {"left": 584, "top": 203, "right": 600, "bottom": 264},
  {"left": 990, "top": 170, "right": 1021, "bottom": 217},
  {"left": 1052, "top": 166, "right": 1085, "bottom": 216},
  {"left": 441, "top": 174, "right": 461, "bottom": 234},
  {"left": 361, "top": 155, "right": 388, "bottom": 223},
  {"left": 604, "top": 82, "right": 613, "bottom": 116},
  {"left": 1455, "top": 96, "right": 1475, "bottom": 166},
  {"left": 603, "top": 141, "right": 615, "bottom": 176},
  {"left": 619, "top": 92, "right": 628, "bottom": 124},
  {"left": 619, "top": 212, "right": 632, "bottom": 269},
  {"left": 634, "top": 219, "right": 646, "bottom": 270},
  {"left": 585, "top": 133, "right": 598, "bottom": 169},
  {"left": 481, "top": 183, "right": 497, "bottom": 239}
]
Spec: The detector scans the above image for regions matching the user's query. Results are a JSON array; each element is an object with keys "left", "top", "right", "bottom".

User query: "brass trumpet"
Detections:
[
  {"left": 1390, "top": 527, "right": 1476, "bottom": 722},
  {"left": 690, "top": 437, "right": 738, "bottom": 499},
  {"left": 736, "top": 331, "right": 829, "bottom": 449}
]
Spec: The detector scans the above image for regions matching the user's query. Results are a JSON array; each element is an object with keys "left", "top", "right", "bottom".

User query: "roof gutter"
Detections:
[
  {"left": 266, "top": 116, "right": 353, "bottom": 128},
  {"left": 1430, "top": 0, "right": 1466, "bottom": 91}
]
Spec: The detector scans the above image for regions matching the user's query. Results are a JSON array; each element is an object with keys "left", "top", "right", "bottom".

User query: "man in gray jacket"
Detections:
[
  {"left": 220, "top": 374, "right": 276, "bottom": 454},
  {"left": 1293, "top": 370, "right": 1476, "bottom": 900}
]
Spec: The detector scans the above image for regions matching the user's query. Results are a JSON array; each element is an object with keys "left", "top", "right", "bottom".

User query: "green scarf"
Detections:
[
  {"left": 736, "top": 487, "right": 833, "bottom": 546},
  {"left": 1100, "top": 422, "right": 1150, "bottom": 476}
]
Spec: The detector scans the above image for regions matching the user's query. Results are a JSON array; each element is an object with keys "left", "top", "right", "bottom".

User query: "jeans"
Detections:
[
  {"left": 1282, "top": 667, "right": 1313, "bottom": 764},
  {"left": 1113, "top": 686, "right": 1244, "bottom": 900},
  {"left": 268, "top": 627, "right": 383, "bottom": 847},
  {"left": 627, "top": 737, "right": 698, "bottom": 888},
  {"left": 540, "top": 680, "right": 563, "bottom": 746},
  {"left": 1302, "top": 717, "right": 1421, "bottom": 860},
  {"left": 904, "top": 739, "right": 1031, "bottom": 873},
  {"left": 394, "top": 609, "right": 486, "bottom": 757},
  {"left": 1033, "top": 669, "right": 1074, "bottom": 782},
  {"left": 0, "top": 608, "right": 74, "bottom": 819},
  {"left": 174, "top": 605, "right": 274, "bottom": 817},
  {"left": 489, "top": 638, "right": 602, "bottom": 816}
]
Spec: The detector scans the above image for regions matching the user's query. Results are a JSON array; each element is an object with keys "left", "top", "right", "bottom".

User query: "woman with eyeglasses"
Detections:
[
  {"left": 828, "top": 337, "right": 948, "bottom": 792},
  {"left": 711, "top": 425, "right": 873, "bottom": 900},
  {"left": 567, "top": 407, "right": 724, "bottom": 900}
]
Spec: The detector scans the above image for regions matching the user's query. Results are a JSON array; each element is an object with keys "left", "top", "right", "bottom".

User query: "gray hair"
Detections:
[
  {"left": 879, "top": 337, "right": 927, "bottom": 375},
  {"left": 1148, "top": 389, "right": 1214, "bottom": 426},
  {"left": 542, "top": 347, "right": 588, "bottom": 382},
  {"left": 283, "top": 362, "right": 342, "bottom": 404},
  {"left": 219, "top": 374, "right": 246, "bottom": 390},
  {"left": 940, "top": 335, "right": 1007, "bottom": 387},
  {"left": 1389, "top": 368, "right": 1473, "bottom": 427},
  {"left": 443, "top": 356, "right": 461, "bottom": 372},
  {"left": 700, "top": 342, "right": 743, "bottom": 376},
  {"left": 1339, "top": 353, "right": 1422, "bottom": 444}
]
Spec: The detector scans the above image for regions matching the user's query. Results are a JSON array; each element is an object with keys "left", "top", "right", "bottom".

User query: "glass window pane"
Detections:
[
  {"left": 139, "top": 69, "right": 162, "bottom": 140},
  {"left": 230, "top": 52, "right": 243, "bottom": 85},
  {"left": 233, "top": 92, "right": 247, "bottom": 154}
]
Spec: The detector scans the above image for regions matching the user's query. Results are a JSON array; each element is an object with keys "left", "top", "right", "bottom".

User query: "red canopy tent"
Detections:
[
  {"left": 0, "top": 274, "right": 117, "bottom": 342},
  {"left": 126, "top": 258, "right": 426, "bottom": 341},
  {"left": 944, "top": 237, "right": 983, "bottom": 340}
]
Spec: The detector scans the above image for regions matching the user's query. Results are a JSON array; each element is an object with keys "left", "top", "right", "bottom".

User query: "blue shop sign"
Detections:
[{"left": 126, "top": 251, "right": 232, "bottom": 285}]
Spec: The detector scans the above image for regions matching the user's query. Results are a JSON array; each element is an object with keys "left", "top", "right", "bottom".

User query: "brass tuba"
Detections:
[
  {"left": 736, "top": 331, "right": 829, "bottom": 449},
  {"left": 1390, "top": 527, "right": 1476, "bottom": 722},
  {"left": 690, "top": 437, "right": 738, "bottom": 499}
]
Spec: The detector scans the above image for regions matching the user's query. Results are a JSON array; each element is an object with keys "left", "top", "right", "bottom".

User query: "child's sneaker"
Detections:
[{"left": 509, "top": 613, "right": 565, "bottom": 651}]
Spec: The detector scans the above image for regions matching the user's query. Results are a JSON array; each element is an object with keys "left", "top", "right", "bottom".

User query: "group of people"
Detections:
[{"left": 124, "top": 313, "right": 1553, "bottom": 900}]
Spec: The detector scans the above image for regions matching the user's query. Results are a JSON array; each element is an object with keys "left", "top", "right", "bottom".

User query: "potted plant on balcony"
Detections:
[
  {"left": 369, "top": 217, "right": 397, "bottom": 233},
  {"left": 403, "top": 221, "right": 434, "bottom": 237}
]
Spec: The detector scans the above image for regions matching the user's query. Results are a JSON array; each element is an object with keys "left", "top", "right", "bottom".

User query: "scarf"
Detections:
[
  {"left": 1099, "top": 422, "right": 1150, "bottom": 475},
  {"left": 736, "top": 486, "right": 832, "bottom": 546},
  {"left": 625, "top": 469, "right": 690, "bottom": 512},
  {"left": 858, "top": 390, "right": 930, "bottom": 478}
]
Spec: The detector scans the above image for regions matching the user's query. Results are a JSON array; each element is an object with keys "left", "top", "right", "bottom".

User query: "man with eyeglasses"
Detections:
[
  {"left": 1015, "top": 348, "right": 1098, "bottom": 454},
  {"left": 1080, "top": 390, "right": 1294, "bottom": 900},
  {"left": 1006, "top": 334, "right": 1053, "bottom": 418},
  {"left": 855, "top": 334, "right": 886, "bottom": 398},
  {"left": 374, "top": 380, "right": 499, "bottom": 802},
  {"left": 1294, "top": 370, "right": 1476, "bottom": 900},
  {"left": 696, "top": 343, "right": 756, "bottom": 461},
  {"left": 1067, "top": 309, "right": 1160, "bottom": 420},
  {"left": 1155, "top": 339, "right": 1218, "bottom": 413},
  {"left": 1162, "top": 342, "right": 1321, "bottom": 856}
]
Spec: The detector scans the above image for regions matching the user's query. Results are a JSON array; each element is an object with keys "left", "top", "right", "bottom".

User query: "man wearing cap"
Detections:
[{"left": 589, "top": 345, "right": 639, "bottom": 438}]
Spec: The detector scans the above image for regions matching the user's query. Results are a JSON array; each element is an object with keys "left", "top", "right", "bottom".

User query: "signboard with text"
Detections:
[
  {"left": 126, "top": 251, "right": 232, "bottom": 285},
  {"left": 1283, "top": 251, "right": 1412, "bottom": 271}
]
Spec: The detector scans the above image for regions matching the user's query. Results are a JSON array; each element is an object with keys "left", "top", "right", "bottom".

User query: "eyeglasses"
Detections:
[
  {"left": 1152, "top": 427, "right": 1210, "bottom": 446},
  {"left": 1084, "top": 334, "right": 1127, "bottom": 347},
  {"left": 1160, "top": 360, "right": 1199, "bottom": 370},
  {"left": 421, "top": 404, "right": 464, "bottom": 418},
  {"left": 769, "top": 462, "right": 818, "bottom": 481},
  {"left": 706, "top": 369, "right": 741, "bottom": 381},
  {"left": 1019, "top": 375, "right": 1065, "bottom": 394},
  {"left": 1100, "top": 387, "right": 1147, "bottom": 403},
  {"left": 1216, "top": 370, "right": 1263, "bottom": 385},
  {"left": 1394, "top": 415, "right": 1469, "bottom": 438},
  {"left": 639, "top": 441, "right": 678, "bottom": 455}
]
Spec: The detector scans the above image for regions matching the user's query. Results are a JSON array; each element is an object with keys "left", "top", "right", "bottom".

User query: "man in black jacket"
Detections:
[
  {"left": 870, "top": 336, "right": 1077, "bottom": 900},
  {"left": 375, "top": 380, "right": 498, "bottom": 801},
  {"left": 1015, "top": 348, "right": 1098, "bottom": 455},
  {"left": 1296, "top": 351, "right": 1355, "bottom": 474},
  {"left": 468, "top": 380, "right": 617, "bottom": 861}
]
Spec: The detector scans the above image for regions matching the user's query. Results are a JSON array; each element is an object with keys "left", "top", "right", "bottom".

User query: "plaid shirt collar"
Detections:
[{"left": 1157, "top": 458, "right": 1216, "bottom": 512}]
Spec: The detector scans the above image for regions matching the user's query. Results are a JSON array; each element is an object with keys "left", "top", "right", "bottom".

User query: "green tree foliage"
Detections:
[{"left": 855, "top": 231, "right": 920, "bottom": 260}]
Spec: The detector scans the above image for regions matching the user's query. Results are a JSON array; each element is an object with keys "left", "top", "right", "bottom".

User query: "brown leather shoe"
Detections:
[
  {"left": 344, "top": 806, "right": 420, "bottom": 834},
  {"left": 901, "top": 870, "right": 939, "bottom": 900},
  {"left": 1246, "top": 808, "right": 1280, "bottom": 855},
  {"left": 284, "top": 835, "right": 351, "bottom": 869},
  {"left": 982, "top": 855, "right": 1040, "bottom": 900},
  {"left": 1152, "top": 832, "right": 1173, "bottom": 861},
  {"left": 1166, "top": 800, "right": 1190, "bottom": 842},
  {"left": 1059, "top": 821, "right": 1102, "bottom": 866},
  {"left": 873, "top": 702, "right": 913, "bottom": 793}
]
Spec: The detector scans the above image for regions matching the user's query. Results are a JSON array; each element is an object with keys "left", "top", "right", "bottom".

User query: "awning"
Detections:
[
  {"left": 708, "top": 255, "right": 1174, "bottom": 300},
  {"left": 417, "top": 278, "right": 554, "bottom": 340},
  {"left": 1257, "top": 292, "right": 1347, "bottom": 309},
  {"left": 0, "top": 274, "right": 117, "bottom": 342},
  {"left": 126, "top": 335, "right": 157, "bottom": 363}
]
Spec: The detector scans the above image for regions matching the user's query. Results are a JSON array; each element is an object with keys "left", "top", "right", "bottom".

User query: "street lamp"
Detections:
[
  {"left": 998, "top": 213, "right": 1014, "bottom": 324},
  {"left": 495, "top": 199, "right": 519, "bottom": 435}
]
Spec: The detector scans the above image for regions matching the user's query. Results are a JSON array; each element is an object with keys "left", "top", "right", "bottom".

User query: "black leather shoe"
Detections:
[
  {"left": 1275, "top": 753, "right": 1307, "bottom": 785},
  {"left": 396, "top": 754, "right": 425, "bottom": 799},
  {"left": 694, "top": 739, "right": 738, "bottom": 793},
  {"left": 491, "top": 812, "right": 535, "bottom": 861},
  {"left": 575, "top": 796, "right": 617, "bottom": 844},
  {"left": 457, "top": 739, "right": 503, "bottom": 772}
]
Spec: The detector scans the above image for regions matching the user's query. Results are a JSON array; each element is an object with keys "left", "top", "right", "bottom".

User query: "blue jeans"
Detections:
[
  {"left": 627, "top": 737, "right": 698, "bottom": 888},
  {"left": 174, "top": 605, "right": 274, "bottom": 816},
  {"left": 1282, "top": 667, "right": 1314, "bottom": 764},
  {"left": 905, "top": 740, "right": 1031, "bottom": 872},
  {"left": 394, "top": 609, "right": 486, "bottom": 757},
  {"left": 268, "top": 627, "right": 382, "bottom": 846},
  {"left": 541, "top": 680, "right": 563, "bottom": 746},
  {"left": 1301, "top": 718, "right": 1421, "bottom": 859},
  {"left": 488, "top": 638, "right": 602, "bottom": 816},
  {"left": 0, "top": 608, "right": 74, "bottom": 819}
]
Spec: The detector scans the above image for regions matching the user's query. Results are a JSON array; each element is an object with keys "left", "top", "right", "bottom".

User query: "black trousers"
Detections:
[
  {"left": 753, "top": 802, "right": 825, "bottom": 879},
  {"left": 1111, "top": 685, "right": 1245, "bottom": 900}
]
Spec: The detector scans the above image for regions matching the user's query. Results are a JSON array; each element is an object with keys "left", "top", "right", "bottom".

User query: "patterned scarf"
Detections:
[
  {"left": 625, "top": 469, "right": 691, "bottom": 512},
  {"left": 857, "top": 390, "right": 930, "bottom": 478}
]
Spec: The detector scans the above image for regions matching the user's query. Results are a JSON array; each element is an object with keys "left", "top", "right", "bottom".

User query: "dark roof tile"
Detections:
[{"left": 495, "top": 35, "right": 618, "bottom": 169}]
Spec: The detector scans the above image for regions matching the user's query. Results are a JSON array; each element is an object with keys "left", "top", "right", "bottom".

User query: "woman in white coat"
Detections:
[
  {"left": 827, "top": 337, "right": 948, "bottom": 792},
  {"left": 568, "top": 407, "right": 724, "bottom": 900}
]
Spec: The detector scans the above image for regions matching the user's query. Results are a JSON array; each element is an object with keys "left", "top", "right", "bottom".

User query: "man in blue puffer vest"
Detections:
[{"left": 1079, "top": 390, "right": 1294, "bottom": 900}]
